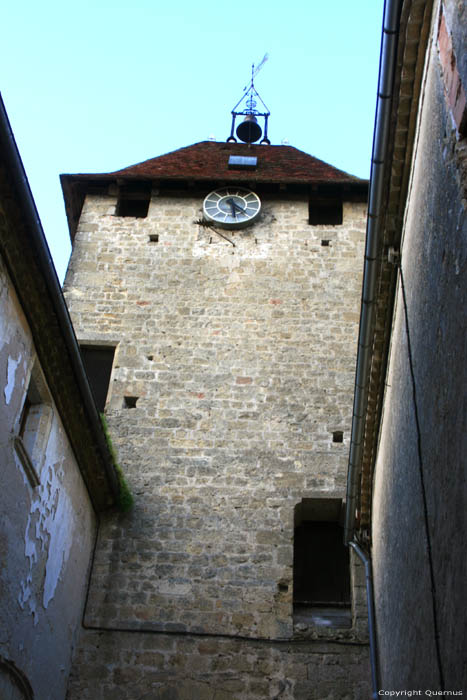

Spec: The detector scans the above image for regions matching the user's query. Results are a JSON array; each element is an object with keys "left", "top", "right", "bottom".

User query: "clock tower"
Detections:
[{"left": 61, "top": 107, "right": 371, "bottom": 697}]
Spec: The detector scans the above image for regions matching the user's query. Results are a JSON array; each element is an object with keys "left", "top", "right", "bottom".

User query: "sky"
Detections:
[{"left": 2, "top": 1, "right": 384, "bottom": 281}]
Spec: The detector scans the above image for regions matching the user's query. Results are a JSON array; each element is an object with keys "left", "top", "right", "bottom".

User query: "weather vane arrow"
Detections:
[{"left": 243, "top": 53, "right": 269, "bottom": 92}]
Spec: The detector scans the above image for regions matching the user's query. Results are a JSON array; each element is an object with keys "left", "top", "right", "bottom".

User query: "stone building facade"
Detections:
[
  {"left": 3, "top": 0, "right": 464, "bottom": 693},
  {"left": 61, "top": 142, "right": 371, "bottom": 698}
]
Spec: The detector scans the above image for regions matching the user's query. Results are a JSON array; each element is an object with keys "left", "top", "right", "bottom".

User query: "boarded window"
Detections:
[{"left": 80, "top": 345, "right": 116, "bottom": 412}]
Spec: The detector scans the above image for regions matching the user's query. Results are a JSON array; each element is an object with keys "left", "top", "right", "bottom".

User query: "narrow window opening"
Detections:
[
  {"left": 80, "top": 345, "right": 116, "bottom": 413},
  {"left": 14, "top": 364, "right": 53, "bottom": 487},
  {"left": 278, "top": 582, "right": 288, "bottom": 592},
  {"left": 19, "top": 396, "right": 32, "bottom": 439},
  {"left": 148, "top": 234, "right": 159, "bottom": 243},
  {"left": 293, "top": 499, "right": 351, "bottom": 629},
  {"left": 321, "top": 239, "right": 330, "bottom": 247},
  {"left": 124, "top": 396, "right": 138, "bottom": 409},
  {"left": 332, "top": 430, "right": 344, "bottom": 443},
  {"left": 309, "top": 198, "right": 343, "bottom": 226}
]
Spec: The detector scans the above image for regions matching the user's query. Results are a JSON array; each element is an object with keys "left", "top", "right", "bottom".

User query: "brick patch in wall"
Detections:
[{"left": 438, "top": 8, "right": 467, "bottom": 135}]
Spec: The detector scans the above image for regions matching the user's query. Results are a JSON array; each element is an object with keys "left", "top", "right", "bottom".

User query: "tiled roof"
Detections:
[
  {"left": 104, "top": 141, "right": 364, "bottom": 185},
  {"left": 61, "top": 141, "right": 367, "bottom": 240}
]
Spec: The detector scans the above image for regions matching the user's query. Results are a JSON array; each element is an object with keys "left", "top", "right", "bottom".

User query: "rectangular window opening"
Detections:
[
  {"left": 293, "top": 498, "right": 351, "bottom": 629},
  {"left": 115, "top": 183, "right": 151, "bottom": 218},
  {"left": 124, "top": 396, "right": 138, "bottom": 409},
  {"left": 309, "top": 198, "right": 343, "bottom": 226},
  {"left": 80, "top": 345, "right": 116, "bottom": 413},
  {"left": 15, "top": 363, "right": 53, "bottom": 487}
]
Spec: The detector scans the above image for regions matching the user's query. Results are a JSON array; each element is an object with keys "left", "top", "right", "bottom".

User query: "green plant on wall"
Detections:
[{"left": 100, "top": 414, "right": 134, "bottom": 512}]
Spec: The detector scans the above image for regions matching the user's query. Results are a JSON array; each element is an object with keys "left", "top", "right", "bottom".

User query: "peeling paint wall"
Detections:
[{"left": 0, "top": 256, "right": 97, "bottom": 699}]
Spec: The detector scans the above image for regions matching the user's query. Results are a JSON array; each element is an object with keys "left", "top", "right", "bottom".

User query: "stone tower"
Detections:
[{"left": 61, "top": 134, "right": 371, "bottom": 698}]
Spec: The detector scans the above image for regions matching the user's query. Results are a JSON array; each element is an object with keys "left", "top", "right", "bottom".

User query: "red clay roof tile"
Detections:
[
  {"left": 61, "top": 141, "right": 367, "bottom": 240},
  {"left": 106, "top": 141, "right": 364, "bottom": 185}
]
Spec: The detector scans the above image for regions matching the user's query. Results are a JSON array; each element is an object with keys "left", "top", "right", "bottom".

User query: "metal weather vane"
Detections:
[{"left": 243, "top": 53, "right": 269, "bottom": 92}]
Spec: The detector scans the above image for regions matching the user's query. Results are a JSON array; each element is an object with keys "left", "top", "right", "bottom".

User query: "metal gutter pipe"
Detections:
[
  {"left": 0, "top": 93, "right": 119, "bottom": 503},
  {"left": 350, "top": 542, "right": 379, "bottom": 699},
  {"left": 344, "top": 0, "right": 403, "bottom": 544}
]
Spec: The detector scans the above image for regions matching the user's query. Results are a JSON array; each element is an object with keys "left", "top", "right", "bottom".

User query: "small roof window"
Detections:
[{"left": 228, "top": 155, "right": 258, "bottom": 170}]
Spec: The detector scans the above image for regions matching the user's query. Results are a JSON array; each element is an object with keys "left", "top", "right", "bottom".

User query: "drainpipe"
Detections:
[
  {"left": 344, "top": 0, "right": 403, "bottom": 544},
  {"left": 344, "top": 2, "right": 402, "bottom": 696},
  {"left": 349, "top": 541, "right": 379, "bottom": 700}
]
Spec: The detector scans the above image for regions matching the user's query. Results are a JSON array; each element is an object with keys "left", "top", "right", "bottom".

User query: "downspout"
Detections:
[
  {"left": 349, "top": 541, "right": 379, "bottom": 700},
  {"left": 344, "top": 2, "right": 403, "bottom": 697},
  {"left": 344, "top": 0, "right": 402, "bottom": 543},
  {"left": 0, "top": 94, "right": 120, "bottom": 502}
]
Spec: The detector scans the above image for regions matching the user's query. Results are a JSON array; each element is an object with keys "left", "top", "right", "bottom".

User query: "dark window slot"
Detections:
[
  {"left": 309, "top": 199, "right": 343, "bottom": 225},
  {"left": 116, "top": 198, "right": 150, "bottom": 218},
  {"left": 80, "top": 345, "right": 116, "bottom": 413},
  {"left": 116, "top": 183, "right": 151, "bottom": 218},
  {"left": 124, "top": 396, "right": 138, "bottom": 409}
]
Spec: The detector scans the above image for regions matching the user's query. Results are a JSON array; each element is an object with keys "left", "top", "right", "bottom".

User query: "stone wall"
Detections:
[
  {"left": 64, "top": 185, "right": 370, "bottom": 695},
  {"left": 372, "top": 0, "right": 467, "bottom": 692},
  {"left": 67, "top": 629, "right": 370, "bottom": 700},
  {"left": 0, "top": 257, "right": 97, "bottom": 699}
]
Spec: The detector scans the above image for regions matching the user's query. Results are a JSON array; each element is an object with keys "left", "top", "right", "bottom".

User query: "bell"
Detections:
[{"left": 236, "top": 114, "right": 262, "bottom": 144}]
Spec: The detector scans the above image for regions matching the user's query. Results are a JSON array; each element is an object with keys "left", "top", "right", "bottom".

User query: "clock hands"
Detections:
[
  {"left": 226, "top": 197, "right": 245, "bottom": 218},
  {"left": 203, "top": 188, "right": 261, "bottom": 229},
  {"left": 228, "top": 199, "right": 237, "bottom": 217}
]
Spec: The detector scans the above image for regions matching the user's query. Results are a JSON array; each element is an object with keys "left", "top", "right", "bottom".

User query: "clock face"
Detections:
[{"left": 203, "top": 187, "right": 261, "bottom": 229}]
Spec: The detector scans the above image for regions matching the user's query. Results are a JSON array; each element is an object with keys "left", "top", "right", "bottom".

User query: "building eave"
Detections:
[
  {"left": 0, "top": 93, "right": 119, "bottom": 512},
  {"left": 345, "top": 0, "right": 435, "bottom": 543}
]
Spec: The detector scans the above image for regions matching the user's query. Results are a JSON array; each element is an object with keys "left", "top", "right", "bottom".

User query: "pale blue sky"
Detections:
[{"left": 2, "top": 1, "right": 383, "bottom": 280}]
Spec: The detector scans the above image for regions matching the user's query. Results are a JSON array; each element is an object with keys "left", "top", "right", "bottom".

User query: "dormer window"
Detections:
[{"left": 228, "top": 155, "right": 258, "bottom": 170}]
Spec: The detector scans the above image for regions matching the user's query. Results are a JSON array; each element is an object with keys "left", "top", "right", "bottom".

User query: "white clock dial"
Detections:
[{"left": 203, "top": 187, "right": 261, "bottom": 229}]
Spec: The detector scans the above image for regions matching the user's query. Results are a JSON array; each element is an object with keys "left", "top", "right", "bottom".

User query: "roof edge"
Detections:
[{"left": 0, "top": 93, "right": 120, "bottom": 511}]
